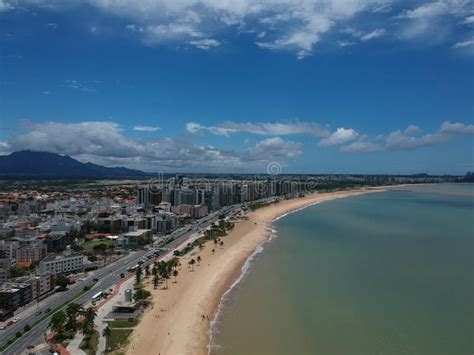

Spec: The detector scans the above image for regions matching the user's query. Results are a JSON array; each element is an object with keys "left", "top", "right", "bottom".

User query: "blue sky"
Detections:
[{"left": 0, "top": 0, "right": 473, "bottom": 174}]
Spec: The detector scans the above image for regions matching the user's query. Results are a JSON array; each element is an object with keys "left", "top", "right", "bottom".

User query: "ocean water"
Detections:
[{"left": 210, "top": 184, "right": 474, "bottom": 355}]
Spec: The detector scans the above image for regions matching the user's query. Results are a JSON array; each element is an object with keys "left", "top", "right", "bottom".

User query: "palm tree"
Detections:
[
  {"left": 213, "top": 239, "right": 218, "bottom": 247},
  {"left": 220, "top": 241, "right": 224, "bottom": 249},
  {"left": 145, "top": 264, "right": 150, "bottom": 277},
  {"left": 198, "top": 243, "right": 204, "bottom": 251},
  {"left": 212, "top": 248, "right": 215, "bottom": 254},
  {"left": 173, "top": 269, "right": 179, "bottom": 283},
  {"left": 153, "top": 274, "right": 160, "bottom": 289},
  {"left": 135, "top": 265, "right": 142, "bottom": 285},
  {"left": 160, "top": 268, "right": 170, "bottom": 289},
  {"left": 197, "top": 256, "right": 201, "bottom": 266},
  {"left": 152, "top": 265, "right": 157, "bottom": 277}
]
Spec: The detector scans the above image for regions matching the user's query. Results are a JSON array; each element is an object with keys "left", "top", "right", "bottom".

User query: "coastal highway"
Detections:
[{"left": 0, "top": 205, "right": 238, "bottom": 354}]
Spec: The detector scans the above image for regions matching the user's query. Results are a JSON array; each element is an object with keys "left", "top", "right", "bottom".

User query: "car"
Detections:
[
  {"left": 120, "top": 273, "right": 125, "bottom": 278},
  {"left": 35, "top": 311, "right": 42, "bottom": 316},
  {"left": 6, "top": 320, "right": 13, "bottom": 326},
  {"left": 45, "top": 308, "right": 51, "bottom": 313},
  {"left": 93, "top": 278, "right": 99, "bottom": 282},
  {"left": 0, "top": 325, "right": 6, "bottom": 330},
  {"left": 13, "top": 317, "right": 19, "bottom": 322}
]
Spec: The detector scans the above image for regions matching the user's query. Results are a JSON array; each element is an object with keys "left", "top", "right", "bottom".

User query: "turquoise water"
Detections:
[{"left": 211, "top": 184, "right": 474, "bottom": 355}]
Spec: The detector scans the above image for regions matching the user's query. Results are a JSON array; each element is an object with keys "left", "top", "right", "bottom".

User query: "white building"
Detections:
[{"left": 39, "top": 248, "right": 84, "bottom": 275}]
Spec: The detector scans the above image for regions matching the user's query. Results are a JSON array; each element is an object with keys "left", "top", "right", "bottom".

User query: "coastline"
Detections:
[{"left": 125, "top": 188, "right": 383, "bottom": 355}]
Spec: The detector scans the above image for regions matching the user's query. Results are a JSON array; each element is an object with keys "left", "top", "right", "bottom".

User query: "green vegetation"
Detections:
[
  {"left": 9, "top": 265, "right": 29, "bottom": 278},
  {"left": 80, "top": 330, "right": 99, "bottom": 355},
  {"left": 105, "top": 328, "right": 133, "bottom": 352},
  {"left": 56, "top": 274, "right": 70, "bottom": 289},
  {"left": 107, "top": 320, "right": 138, "bottom": 328},
  {"left": 81, "top": 239, "right": 115, "bottom": 251}
]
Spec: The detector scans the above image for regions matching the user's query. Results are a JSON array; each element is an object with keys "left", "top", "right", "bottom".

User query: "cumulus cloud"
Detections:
[
  {"left": 340, "top": 141, "right": 383, "bottom": 153},
  {"left": 339, "top": 121, "right": 474, "bottom": 153},
  {"left": 186, "top": 120, "right": 330, "bottom": 137},
  {"left": 7, "top": 120, "right": 303, "bottom": 171},
  {"left": 318, "top": 127, "right": 358, "bottom": 147},
  {"left": 132, "top": 125, "right": 161, "bottom": 132},
  {"left": 404, "top": 124, "right": 421, "bottom": 135},
  {"left": 243, "top": 137, "right": 302, "bottom": 160}
]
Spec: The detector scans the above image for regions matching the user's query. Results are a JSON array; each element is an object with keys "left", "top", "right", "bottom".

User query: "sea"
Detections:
[{"left": 210, "top": 184, "right": 474, "bottom": 355}]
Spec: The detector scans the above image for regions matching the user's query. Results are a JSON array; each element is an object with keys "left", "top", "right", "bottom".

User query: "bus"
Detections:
[{"left": 91, "top": 291, "right": 103, "bottom": 303}]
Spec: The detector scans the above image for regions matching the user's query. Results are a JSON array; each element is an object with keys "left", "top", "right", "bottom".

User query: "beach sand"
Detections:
[{"left": 125, "top": 189, "right": 380, "bottom": 355}]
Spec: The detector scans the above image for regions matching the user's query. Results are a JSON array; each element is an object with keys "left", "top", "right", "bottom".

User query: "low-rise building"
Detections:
[
  {"left": 39, "top": 248, "right": 84, "bottom": 275},
  {"left": 0, "top": 282, "right": 33, "bottom": 312}
]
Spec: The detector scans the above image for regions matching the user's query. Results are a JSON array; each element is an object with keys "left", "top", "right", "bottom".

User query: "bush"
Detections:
[
  {"left": 24, "top": 324, "right": 31, "bottom": 332},
  {"left": 15, "top": 331, "right": 22, "bottom": 338}
]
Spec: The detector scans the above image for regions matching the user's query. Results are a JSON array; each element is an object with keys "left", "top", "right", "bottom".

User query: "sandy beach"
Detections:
[{"left": 125, "top": 189, "right": 380, "bottom": 355}]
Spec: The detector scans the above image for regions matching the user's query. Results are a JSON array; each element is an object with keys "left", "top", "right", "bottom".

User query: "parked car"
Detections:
[
  {"left": 0, "top": 325, "right": 6, "bottom": 330},
  {"left": 45, "top": 308, "right": 51, "bottom": 313},
  {"left": 6, "top": 320, "right": 13, "bottom": 326},
  {"left": 120, "top": 273, "right": 125, "bottom": 278}
]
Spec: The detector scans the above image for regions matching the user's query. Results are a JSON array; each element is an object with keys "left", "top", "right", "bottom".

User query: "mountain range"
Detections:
[{"left": 0, "top": 151, "right": 148, "bottom": 178}]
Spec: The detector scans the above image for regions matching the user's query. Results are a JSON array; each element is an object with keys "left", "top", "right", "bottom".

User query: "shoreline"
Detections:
[{"left": 125, "top": 188, "right": 383, "bottom": 355}]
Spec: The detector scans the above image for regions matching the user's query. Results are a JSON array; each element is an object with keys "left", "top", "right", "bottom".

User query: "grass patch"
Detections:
[
  {"left": 105, "top": 328, "right": 133, "bottom": 352},
  {"left": 81, "top": 239, "right": 115, "bottom": 250},
  {"left": 80, "top": 330, "right": 99, "bottom": 355},
  {"left": 107, "top": 320, "right": 138, "bottom": 328}
]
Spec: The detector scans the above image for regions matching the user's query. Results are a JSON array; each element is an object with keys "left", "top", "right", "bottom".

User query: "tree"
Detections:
[
  {"left": 24, "top": 324, "right": 31, "bottom": 332},
  {"left": 159, "top": 266, "right": 170, "bottom": 289},
  {"left": 65, "top": 303, "right": 83, "bottom": 332},
  {"left": 56, "top": 274, "right": 70, "bottom": 289},
  {"left": 145, "top": 264, "right": 150, "bottom": 278},
  {"left": 9, "top": 265, "right": 28, "bottom": 278},
  {"left": 173, "top": 269, "right": 179, "bottom": 283},
  {"left": 153, "top": 274, "right": 160, "bottom": 289},
  {"left": 135, "top": 265, "right": 142, "bottom": 285},
  {"left": 212, "top": 248, "right": 215, "bottom": 254},
  {"left": 197, "top": 256, "right": 201, "bottom": 266},
  {"left": 49, "top": 311, "right": 67, "bottom": 337},
  {"left": 81, "top": 307, "right": 97, "bottom": 347},
  {"left": 220, "top": 241, "right": 224, "bottom": 249},
  {"left": 133, "top": 287, "right": 151, "bottom": 303}
]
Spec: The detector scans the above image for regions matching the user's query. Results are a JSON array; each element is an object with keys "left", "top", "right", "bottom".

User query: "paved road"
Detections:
[{"left": 1, "top": 205, "right": 238, "bottom": 354}]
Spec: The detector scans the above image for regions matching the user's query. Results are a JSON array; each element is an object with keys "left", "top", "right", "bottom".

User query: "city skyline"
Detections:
[{"left": 1, "top": 0, "right": 473, "bottom": 174}]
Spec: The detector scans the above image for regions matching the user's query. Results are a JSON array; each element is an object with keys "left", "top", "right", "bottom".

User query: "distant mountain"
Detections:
[{"left": 0, "top": 151, "right": 148, "bottom": 178}]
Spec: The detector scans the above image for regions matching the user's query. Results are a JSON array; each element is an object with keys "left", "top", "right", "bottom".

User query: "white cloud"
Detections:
[
  {"left": 404, "top": 124, "right": 421, "bottom": 135},
  {"left": 339, "top": 141, "right": 383, "bottom": 153},
  {"left": 439, "top": 121, "right": 474, "bottom": 134},
  {"left": 463, "top": 15, "right": 474, "bottom": 24},
  {"left": 395, "top": 0, "right": 471, "bottom": 40},
  {"left": 7, "top": 120, "right": 305, "bottom": 171},
  {"left": 186, "top": 120, "right": 331, "bottom": 137},
  {"left": 339, "top": 120, "right": 474, "bottom": 153},
  {"left": 452, "top": 39, "right": 474, "bottom": 48},
  {"left": 342, "top": 27, "right": 386, "bottom": 42},
  {"left": 360, "top": 28, "right": 385, "bottom": 41},
  {"left": 244, "top": 137, "right": 302, "bottom": 160},
  {"left": 0, "top": 0, "right": 12, "bottom": 12},
  {"left": 318, "top": 127, "right": 358, "bottom": 147},
  {"left": 133, "top": 125, "right": 161, "bottom": 132},
  {"left": 337, "top": 40, "right": 355, "bottom": 47},
  {"left": 189, "top": 38, "right": 221, "bottom": 50}
]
